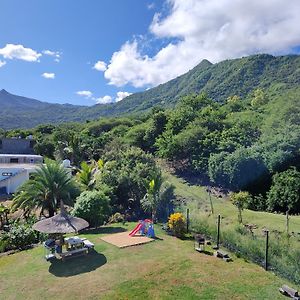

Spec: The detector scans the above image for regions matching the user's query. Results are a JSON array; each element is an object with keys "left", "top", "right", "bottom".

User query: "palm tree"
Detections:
[{"left": 12, "top": 160, "right": 79, "bottom": 217}]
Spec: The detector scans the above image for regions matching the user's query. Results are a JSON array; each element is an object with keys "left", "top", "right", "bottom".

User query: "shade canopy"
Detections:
[{"left": 32, "top": 202, "right": 89, "bottom": 234}]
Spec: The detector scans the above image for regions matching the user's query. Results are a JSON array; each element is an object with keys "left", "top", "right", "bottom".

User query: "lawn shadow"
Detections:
[
  {"left": 48, "top": 250, "right": 107, "bottom": 277},
  {"left": 82, "top": 226, "right": 127, "bottom": 235},
  {"left": 153, "top": 236, "right": 164, "bottom": 241}
]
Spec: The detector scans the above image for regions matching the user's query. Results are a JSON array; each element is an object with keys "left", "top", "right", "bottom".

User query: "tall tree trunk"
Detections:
[{"left": 238, "top": 209, "right": 243, "bottom": 224}]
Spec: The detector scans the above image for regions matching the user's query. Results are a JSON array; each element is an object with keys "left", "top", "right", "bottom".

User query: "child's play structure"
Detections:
[{"left": 129, "top": 219, "right": 155, "bottom": 238}]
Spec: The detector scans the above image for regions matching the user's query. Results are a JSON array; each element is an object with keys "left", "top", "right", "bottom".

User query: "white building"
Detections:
[{"left": 0, "top": 154, "right": 43, "bottom": 194}]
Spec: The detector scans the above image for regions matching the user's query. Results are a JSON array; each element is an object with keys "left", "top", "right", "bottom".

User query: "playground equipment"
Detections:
[{"left": 129, "top": 219, "right": 155, "bottom": 238}]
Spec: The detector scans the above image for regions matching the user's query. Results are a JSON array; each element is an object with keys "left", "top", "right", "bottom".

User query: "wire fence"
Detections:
[{"left": 188, "top": 211, "right": 300, "bottom": 285}]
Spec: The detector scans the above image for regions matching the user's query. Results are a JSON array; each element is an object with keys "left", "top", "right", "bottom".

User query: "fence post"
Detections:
[
  {"left": 217, "top": 214, "right": 221, "bottom": 249},
  {"left": 265, "top": 230, "right": 269, "bottom": 271},
  {"left": 206, "top": 186, "right": 214, "bottom": 215},
  {"left": 186, "top": 208, "right": 189, "bottom": 233}
]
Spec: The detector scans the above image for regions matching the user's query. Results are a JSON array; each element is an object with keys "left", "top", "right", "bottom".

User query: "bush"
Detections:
[
  {"left": 72, "top": 191, "right": 111, "bottom": 227},
  {"left": 0, "top": 237, "right": 9, "bottom": 252},
  {"left": 168, "top": 212, "right": 186, "bottom": 238},
  {"left": 6, "top": 221, "right": 39, "bottom": 250},
  {"left": 246, "top": 194, "right": 267, "bottom": 211}
]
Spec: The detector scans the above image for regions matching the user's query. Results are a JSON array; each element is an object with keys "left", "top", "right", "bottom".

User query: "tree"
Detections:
[
  {"left": 12, "top": 160, "right": 79, "bottom": 217},
  {"left": 72, "top": 191, "right": 111, "bottom": 227},
  {"left": 230, "top": 191, "right": 251, "bottom": 223},
  {"left": 34, "top": 138, "right": 55, "bottom": 159},
  {"left": 251, "top": 89, "right": 268, "bottom": 107},
  {"left": 97, "top": 145, "right": 160, "bottom": 215},
  {"left": 267, "top": 168, "right": 300, "bottom": 233},
  {"left": 208, "top": 147, "right": 268, "bottom": 191}
]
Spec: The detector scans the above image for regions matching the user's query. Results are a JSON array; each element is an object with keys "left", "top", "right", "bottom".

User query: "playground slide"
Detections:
[{"left": 129, "top": 223, "right": 142, "bottom": 236}]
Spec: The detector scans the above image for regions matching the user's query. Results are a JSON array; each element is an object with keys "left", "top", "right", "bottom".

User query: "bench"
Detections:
[
  {"left": 83, "top": 240, "right": 95, "bottom": 250},
  {"left": 58, "top": 247, "right": 88, "bottom": 261},
  {"left": 215, "top": 250, "right": 232, "bottom": 262},
  {"left": 279, "top": 285, "right": 299, "bottom": 299}
]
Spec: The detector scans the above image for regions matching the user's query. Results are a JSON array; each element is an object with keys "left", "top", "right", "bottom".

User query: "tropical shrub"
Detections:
[
  {"left": 6, "top": 221, "right": 39, "bottom": 250},
  {"left": 72, "top": 191, "right": 111, "bottom": 227},
  {"left": 168, "top": 212, "right": 186, "bottom": 238},
  {"left": 108, "top": 212, "right": 125, "bottom": 224}
]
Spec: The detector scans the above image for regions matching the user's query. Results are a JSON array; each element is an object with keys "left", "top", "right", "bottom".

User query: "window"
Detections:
[
  {"left": 0, "top": 140, "right": 2, "bottom": 149},
  {"left": 2, "top": 172, "right": 12, "bottom": 176},
  {"left": 10, "top": 158, "right": 18, "bottom": 163}
]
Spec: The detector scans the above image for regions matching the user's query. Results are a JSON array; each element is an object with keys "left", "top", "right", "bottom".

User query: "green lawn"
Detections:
[{"left": 0, "top": 223, "right": 297, "bottom": 300}]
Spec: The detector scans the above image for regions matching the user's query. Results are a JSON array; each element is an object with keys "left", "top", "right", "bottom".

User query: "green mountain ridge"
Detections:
[{"left": 1, "top": 53, "right": 300, "bottom": 129}]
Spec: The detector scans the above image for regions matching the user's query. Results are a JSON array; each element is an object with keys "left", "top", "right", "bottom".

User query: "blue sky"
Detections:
[{"left": 0, "top": 0, "right": 300, "bottom": 106}]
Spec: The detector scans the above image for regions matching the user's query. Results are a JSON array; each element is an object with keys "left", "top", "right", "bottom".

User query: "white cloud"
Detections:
[
  {"left": 147, "top": 2, "right": 155, "bottom": 10},
  {"left": 42, "top": 72, "right": 55, "bottom": 79},
  {"left": 43, "top": 49, "right": 61, "bottom": 62},
  {"left": 0, "top": 44, "right": 41, "bottom": 62},
  {"left": 104, "top": 0, "right": 300, "bottom": 88},
  {"left": 95, "top": 95, "right": 113, "bottom": 104},
  {"left": 93, "top": 60, "right": 107, "bottom": 71},
  {"left": 76, "top": 90, "right": 93, "bottom": 98},
  {"left": 116, "top": 91, "right": 132, "bottom": 102},
  {"left": 0, "top": 60, "right": 6, "bottom": 68}
]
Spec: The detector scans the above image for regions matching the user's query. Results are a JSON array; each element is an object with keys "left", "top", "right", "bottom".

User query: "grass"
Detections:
[
  {"left": 163, "top": 170, "right": 300, "bottom": 284},
  {"left": 163, "top": 170, "right": 300, "bottom": 233},
  {"left": 0, "top": 223, "right": 298, "bottom": 299}
]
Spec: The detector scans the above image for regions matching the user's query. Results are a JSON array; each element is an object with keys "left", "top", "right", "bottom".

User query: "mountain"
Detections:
[{"left": 1, "top": 53, "right": 300, "bottom": 129}]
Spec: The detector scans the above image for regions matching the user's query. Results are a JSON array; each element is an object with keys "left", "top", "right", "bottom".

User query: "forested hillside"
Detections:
[
  {"left": 2, "top": 83, "right": 299, "bottom": 214},
  {"left": 1, "top": 53, "right": 300, "bottom": 129}
]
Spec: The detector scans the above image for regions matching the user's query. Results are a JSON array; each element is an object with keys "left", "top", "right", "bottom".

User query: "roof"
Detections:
[
  {"left": 0, "top": 154, "right": 43, "bottom": 158},
  {"left": 32, "top": 203, "right": 89, "bottom": 234},
  {"left": 0, "top": 163, "right": 39, "bottom": 169}
]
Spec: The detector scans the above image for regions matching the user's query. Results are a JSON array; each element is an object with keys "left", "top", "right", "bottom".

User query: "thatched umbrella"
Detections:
[{"left": 33, "top": 202, "right": 89, "bottom": 234}]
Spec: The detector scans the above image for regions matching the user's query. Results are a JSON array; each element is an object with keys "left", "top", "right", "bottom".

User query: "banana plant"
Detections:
[{"left": 141, "top": 173, "right": 163, "bottom": 221}]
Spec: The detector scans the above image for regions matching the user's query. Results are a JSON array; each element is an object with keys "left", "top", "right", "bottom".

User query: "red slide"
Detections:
[{"left": 129, "top": 223, "right": 142, "bottom": 236}]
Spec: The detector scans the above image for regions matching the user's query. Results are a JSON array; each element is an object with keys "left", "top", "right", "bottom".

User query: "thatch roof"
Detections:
[{"left": 32, "top": 202, "right": 89, "bottom": 234}]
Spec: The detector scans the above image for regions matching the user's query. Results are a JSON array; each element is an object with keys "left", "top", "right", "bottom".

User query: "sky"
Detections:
[{"left": 0, "top": 0, "right": 300, "bottom": 106}]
